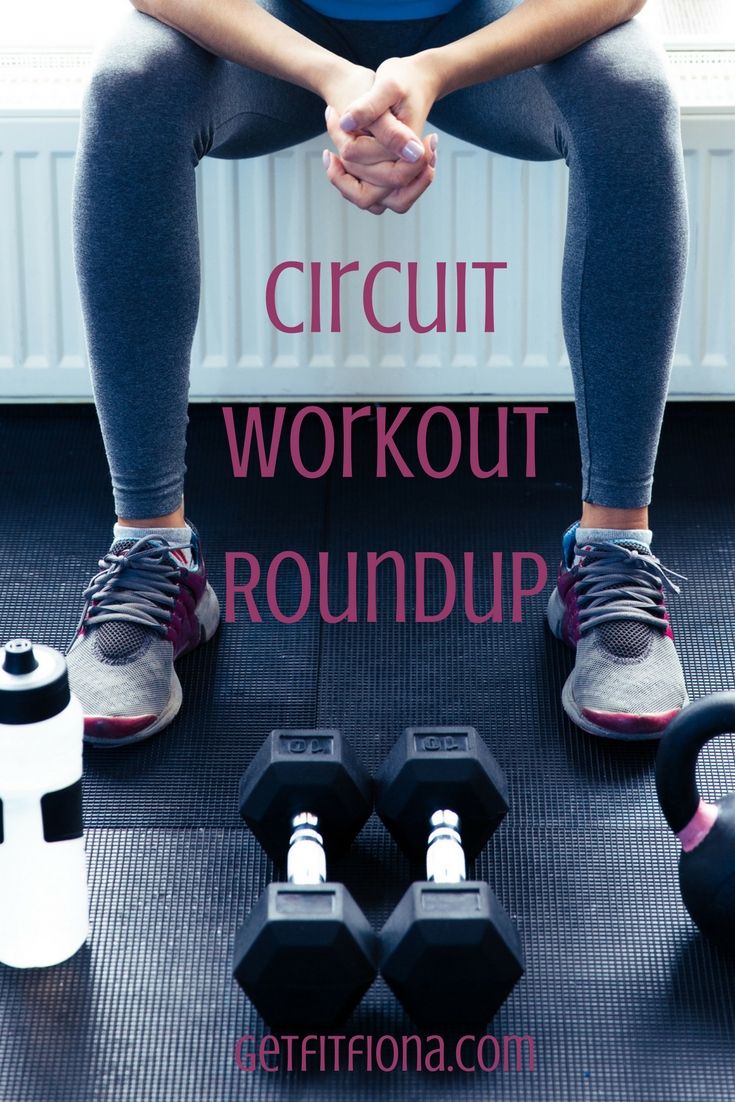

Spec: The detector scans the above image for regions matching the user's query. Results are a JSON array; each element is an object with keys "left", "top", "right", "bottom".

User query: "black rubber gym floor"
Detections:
[{"left": 1, "top": 401, "right": 734, "bottom": 1101}]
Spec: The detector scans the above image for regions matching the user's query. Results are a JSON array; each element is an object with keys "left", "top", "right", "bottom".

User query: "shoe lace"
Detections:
[
  {"left": 574, "top": 541, "right": 686, "bottom": 636},
  {"left": 80, "top": 538, "right": 192, "bottom": 637}
]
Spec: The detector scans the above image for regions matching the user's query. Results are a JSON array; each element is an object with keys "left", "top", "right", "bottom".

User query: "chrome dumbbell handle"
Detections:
[
  {"left": 287, "top": 812, "right": 327, "bottom": 885},
  {"left": 426, "top": 809, "right": 467, "bottom": 884}
]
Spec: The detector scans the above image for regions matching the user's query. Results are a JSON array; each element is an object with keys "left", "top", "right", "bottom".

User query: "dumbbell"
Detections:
[
  {"left": 233, "top": 729, "right": 378, "bottom": 1028},
  {"left": 656, "top": 692, "right": 735, "bottom": 946},
  {"left": 376, "top": 727, "right": 525, "bottom": 1027}
]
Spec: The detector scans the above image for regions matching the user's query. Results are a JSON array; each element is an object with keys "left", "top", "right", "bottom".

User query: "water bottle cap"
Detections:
[
  {"left": 0, "top": 639, "right": 71, "bottom": 725},
  {"left": 3, "top": 639, "right": 39, "bottom": 675}
]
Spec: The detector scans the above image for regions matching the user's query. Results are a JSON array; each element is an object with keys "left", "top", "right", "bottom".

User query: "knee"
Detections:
[
  {"left": 609, "top": 60, "right": 680, "bottom": 143},
  {"left": 580, "top": 23, "right": 681, "bottom": 140},
  {"left": 82, "top": 11, "right": 212, "bottom": 133}
]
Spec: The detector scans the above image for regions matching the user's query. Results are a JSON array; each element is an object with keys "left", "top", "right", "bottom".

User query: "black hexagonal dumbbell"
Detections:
[
  {"left": 376, "top": 726, "right": 525, "bottom": 1028},
  {"left": 233, "top": 729, "right": 378, "bottom": 1029}
]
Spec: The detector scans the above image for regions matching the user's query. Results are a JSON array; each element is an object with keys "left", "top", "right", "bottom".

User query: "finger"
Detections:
[
  {"left": 323, "top": 151, "right": 392, "bottom": 211},
  {"left": 340, "top": 151, "right": 425, "bottom": 190},
  {"left": 380, "top": 159, "right": 436, "bottom": 215},
  {"left": 340, "top": 86, "right": 425, "bottom": 163},
  {"left": 341, "top": 133, "right": 437, "bottom": 188},
  {"left": 368, "top": 204, "right": 387, "bottom": 216},
  {"left": 325, "top": 106, "right": 398, "bottom": 166},
  {"left": 428, "top": 132, "right": 438, "bottom": 167},
  {"left": 339, "top": 80, "right": 401, "bottom": 133},
  {"left": 367, "top": 111, "right": 426, "bottom": 164}
]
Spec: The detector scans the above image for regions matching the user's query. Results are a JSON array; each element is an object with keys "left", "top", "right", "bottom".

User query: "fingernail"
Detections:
[
  {"left": 430, "top": 133, "right": 438, "bottom": 152},
  {"left": 324, "top": 105, "right": 332, "bottom": 122},
  {"left": 401, "top": 139, "right": 424, "bottom": 163},
  {"left": 322, "top": 149, "right": 330, "bottom": 169},
  {"left": 340, "top": 112, "right": 358, "bottom": 133}
]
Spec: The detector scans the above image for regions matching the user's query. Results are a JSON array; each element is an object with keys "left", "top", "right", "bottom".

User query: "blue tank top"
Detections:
[{"left": 304, "top": 0, "right": 462, "bottom": 19}]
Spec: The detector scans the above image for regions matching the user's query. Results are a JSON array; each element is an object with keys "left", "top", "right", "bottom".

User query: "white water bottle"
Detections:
[{"left": 0, "top": 639, "right": 89, "bottom": 968}]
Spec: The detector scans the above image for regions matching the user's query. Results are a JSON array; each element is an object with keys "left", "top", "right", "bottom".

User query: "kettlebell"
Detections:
[{"left": 656, "top": 692, "right": 735, "bottom": 948}]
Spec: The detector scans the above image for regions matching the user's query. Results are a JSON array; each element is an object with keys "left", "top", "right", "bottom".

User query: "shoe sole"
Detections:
[
  {"left": 83, "top": 582, "right": 221, "bottom": 748},
  {"left": 546, "top": 586, "right": 684, "bottom": 742}
]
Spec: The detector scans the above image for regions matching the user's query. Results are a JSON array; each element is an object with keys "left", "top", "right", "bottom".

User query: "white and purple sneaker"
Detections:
[
  {"left": 546, "top": 522, "right": 689, "bottom": 741},
  {"left": 66, "top": 524, "right": 220, "bottom": 747}
]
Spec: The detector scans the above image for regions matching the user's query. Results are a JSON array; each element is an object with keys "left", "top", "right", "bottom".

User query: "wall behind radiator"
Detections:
[{"left": 0, "top": 117, "right": 733, "bottom": 400}]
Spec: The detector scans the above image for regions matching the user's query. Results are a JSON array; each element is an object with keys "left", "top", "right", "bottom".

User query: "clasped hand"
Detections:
[{"left": 322, "top": 56, "right": 440, "bottom": 216}]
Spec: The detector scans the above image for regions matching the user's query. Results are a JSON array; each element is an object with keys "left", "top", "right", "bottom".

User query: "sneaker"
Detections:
[
  {"left": 66, "top": 524, "right": 220, "bottom": 747},
  {"left": 546, "top": 523, "right": 689, "bottom": 740}
]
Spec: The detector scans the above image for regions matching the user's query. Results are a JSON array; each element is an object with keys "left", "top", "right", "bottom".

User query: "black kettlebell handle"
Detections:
[{"left": 656, "top": 692, "right": 735, "bottom": 835}]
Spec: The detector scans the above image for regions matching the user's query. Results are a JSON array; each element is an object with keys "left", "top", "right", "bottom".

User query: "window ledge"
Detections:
[{"left": 0, "top": 46, "right": 734, "bottom": 116}]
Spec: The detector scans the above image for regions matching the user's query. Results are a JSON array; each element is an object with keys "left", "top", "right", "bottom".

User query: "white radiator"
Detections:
[{"left": 0, "top": 97, "right": 733, "bottom": 399}]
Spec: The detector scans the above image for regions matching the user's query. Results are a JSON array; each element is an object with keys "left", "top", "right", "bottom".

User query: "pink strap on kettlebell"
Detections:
[{"left": 677, "top": 799, "right": 719, "bottom": 853}]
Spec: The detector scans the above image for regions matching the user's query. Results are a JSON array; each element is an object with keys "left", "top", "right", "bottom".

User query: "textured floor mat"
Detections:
[{"left": 0, "top": 402, "right": 734, "bottom": 1101}]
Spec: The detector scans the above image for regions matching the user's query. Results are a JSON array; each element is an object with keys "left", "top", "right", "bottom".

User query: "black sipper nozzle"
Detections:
[{"left": 2, "top": 640, "right": 39, "bottom": 676}]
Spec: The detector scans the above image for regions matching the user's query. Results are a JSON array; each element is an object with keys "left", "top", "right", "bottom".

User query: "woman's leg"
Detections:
[
  {"left": 69, "top": 5, "right": 354, "bottom": 744},
  {"left": 73, "top": 6, "right": 349, "bottom": 524},
  {"left": 424, "top": 6, "right": 687, "bottom": 513},
  {"left": 420, "top": 4, "right": 689, "bottom": 737}
]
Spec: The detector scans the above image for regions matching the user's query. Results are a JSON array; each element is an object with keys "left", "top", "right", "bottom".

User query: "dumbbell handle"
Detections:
[
  {"left": 426, "top": 809, "right": 466, "bottom": 884},
  {"left": 287, "top": 812, "right": 327, "bottom": 885}
]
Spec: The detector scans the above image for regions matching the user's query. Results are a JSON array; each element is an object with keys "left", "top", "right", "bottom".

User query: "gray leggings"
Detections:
[{"left": 72, "top": 0, "right": 687, "bottom": 518}]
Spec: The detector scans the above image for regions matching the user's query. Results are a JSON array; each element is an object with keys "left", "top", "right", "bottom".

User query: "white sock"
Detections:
[
  {"left": 112, "top": 523, "right": 194, "bottom": 565},
  {"left": 575, "top": 526, "right": 652, "bottom": 548}
]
